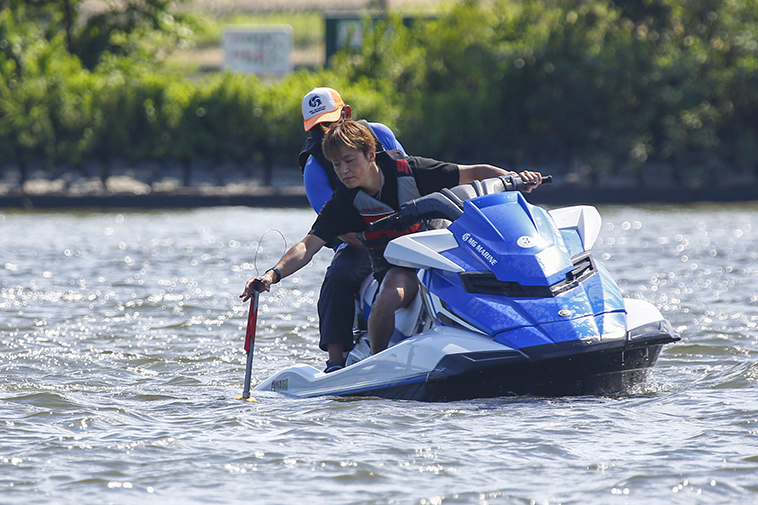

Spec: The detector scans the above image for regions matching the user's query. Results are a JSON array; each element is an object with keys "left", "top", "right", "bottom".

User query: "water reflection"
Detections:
[{"left": 1, "top": 204, "right": 757, "bottom": 504}]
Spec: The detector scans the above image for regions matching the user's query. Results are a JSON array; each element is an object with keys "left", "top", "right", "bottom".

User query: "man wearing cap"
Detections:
[
  {"left": 242, "top": 120, "right": 543, "bottom": 359},
  {"left": 297, "top": 87, "right": 407, "bottom": 373}
]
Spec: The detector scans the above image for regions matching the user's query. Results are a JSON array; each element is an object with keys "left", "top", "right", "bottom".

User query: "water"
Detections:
[{"left": 1, "top": 204, "right": 757, "bottom": 505}]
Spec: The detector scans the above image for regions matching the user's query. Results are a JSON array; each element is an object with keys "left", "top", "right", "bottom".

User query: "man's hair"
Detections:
[{"left": 322, "top": 120, "right": 375, "bottom": 163}]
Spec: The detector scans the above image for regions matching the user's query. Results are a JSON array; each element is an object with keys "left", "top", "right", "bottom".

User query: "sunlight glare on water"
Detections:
[{"left": 1, "top": 204, "right": 757, "bottom": 504}]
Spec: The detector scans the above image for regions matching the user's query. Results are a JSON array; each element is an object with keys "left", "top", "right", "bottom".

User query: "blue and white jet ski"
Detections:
[{"left": 253, "top": 176, "right": 679, "bottom": 401}]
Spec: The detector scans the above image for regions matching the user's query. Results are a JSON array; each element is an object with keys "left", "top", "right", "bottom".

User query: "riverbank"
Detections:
[
  {"left": 2, "top": 162, "right": 757, "bottom": 210},
  {"left": 0, "top": 162, "right": 309, "bottom": 210}
]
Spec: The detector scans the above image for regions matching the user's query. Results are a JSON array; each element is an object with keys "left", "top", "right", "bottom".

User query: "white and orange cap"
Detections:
[{"left": 302, "top": 87, "right": 344, "bottom": 131}]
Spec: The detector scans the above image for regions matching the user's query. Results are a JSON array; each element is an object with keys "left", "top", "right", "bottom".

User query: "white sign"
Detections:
[{"left": 223, "top": 26, "right": 293, "bottom": 75}]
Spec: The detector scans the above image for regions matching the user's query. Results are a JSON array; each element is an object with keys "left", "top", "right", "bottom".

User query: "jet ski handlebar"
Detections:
[{"left": 369, "top": 174, "right": 552, "bottom": 232}]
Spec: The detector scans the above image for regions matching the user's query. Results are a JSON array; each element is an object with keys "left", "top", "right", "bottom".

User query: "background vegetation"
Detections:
[{"left": 2, "top": 0, "right": 757, "bottom": 188}]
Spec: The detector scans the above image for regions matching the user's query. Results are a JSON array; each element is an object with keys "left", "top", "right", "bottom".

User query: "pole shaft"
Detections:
[{"left": 241, "top": 291, "right": 259, "bottom": 399}]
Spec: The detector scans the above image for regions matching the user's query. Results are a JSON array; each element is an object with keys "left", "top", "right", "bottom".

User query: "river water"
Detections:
[{"left": 1, "top": 203, "right": 757, "bottom": 505}]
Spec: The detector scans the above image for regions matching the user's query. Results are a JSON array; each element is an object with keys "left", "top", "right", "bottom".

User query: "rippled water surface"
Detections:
[{"left": 2, "top": 204, "right": 758, "bottom": 504}]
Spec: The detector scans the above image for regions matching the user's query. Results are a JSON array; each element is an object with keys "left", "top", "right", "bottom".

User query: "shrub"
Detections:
[{"left": 2, "top": 0, "right": 758, "bottom": 185}]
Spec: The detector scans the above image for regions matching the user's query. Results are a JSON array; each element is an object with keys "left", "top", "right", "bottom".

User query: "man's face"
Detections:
[{"left": 331, "top": 144, "right": 373, "bottom": 190}]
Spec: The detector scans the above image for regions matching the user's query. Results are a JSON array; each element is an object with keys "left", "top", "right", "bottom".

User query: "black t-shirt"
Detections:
[{"left": 309, "top": 155, "right": 459, "bottom": 245}]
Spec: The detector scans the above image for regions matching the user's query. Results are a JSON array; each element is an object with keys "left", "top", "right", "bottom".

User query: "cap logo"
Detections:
[{"left": 306, "top": 94, "right": 328, "bottom": 117}]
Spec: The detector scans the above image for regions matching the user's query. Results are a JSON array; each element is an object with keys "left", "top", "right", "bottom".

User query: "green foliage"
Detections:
[
  {"left": 0, "top": 4, "right": 95, "bottom": 167},
  {"left": 193, "top": 12, "right": 323, "bottom": 50},
  {"left": 74, "top": 0, "right": 198, "bottom": 70},
  {"left": 328, "top": 0, "right": 758, "bottom": 181},
  {"left": 1, "top": 0, "right": 758, "bottom": 185},
  {"left": 0, "top": 0, "right": 195, "bottom": 72}
]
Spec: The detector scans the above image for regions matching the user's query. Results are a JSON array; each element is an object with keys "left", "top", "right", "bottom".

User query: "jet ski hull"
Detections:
[
  {"left": 253, "top": 318, "right": 677, "bottom": 402},
  {"left": 356, "top": 334, "right": 673, "bottom": 402}
]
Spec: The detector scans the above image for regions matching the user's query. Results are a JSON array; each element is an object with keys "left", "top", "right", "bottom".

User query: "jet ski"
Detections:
[{"left": 253, "top": 175, "right": 679, "bottom": 401}]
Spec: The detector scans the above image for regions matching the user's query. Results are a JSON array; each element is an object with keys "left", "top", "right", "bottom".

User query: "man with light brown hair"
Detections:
[
  {"left": 298, "top": 88, "right": 406, "bottom": 372},
  {"left": 243, "top": 120, "right": 542, "bottom": 356}
]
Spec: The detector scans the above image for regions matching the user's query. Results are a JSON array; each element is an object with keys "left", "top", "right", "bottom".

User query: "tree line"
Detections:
[{"left": 2, "top": 0, "right": 757, "bottom": 188}]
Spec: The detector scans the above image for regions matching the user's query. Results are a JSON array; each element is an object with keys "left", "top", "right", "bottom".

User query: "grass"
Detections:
[
  {"left": 163, "top": 11, "right": 325, "bottom": 75},
  {"left": 193, "top": 12, "right": 324, "bottom": 49},
  {"left": 161, "top": 2, "right": 452, "bottom": 76}
]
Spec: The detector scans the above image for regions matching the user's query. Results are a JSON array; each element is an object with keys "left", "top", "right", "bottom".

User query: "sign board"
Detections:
[{"left": 223, "top": 26, "right": 293, "bottom": 75}]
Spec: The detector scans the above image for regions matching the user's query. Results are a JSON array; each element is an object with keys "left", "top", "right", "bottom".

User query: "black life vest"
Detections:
[
  {"left": 349, "top": 150, "right": 423, "bottom": 274},
  {"left": 297, "top": 120, "right": 385, "bottom": 191}
]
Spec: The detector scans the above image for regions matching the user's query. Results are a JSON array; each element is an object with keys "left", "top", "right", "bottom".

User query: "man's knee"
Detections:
[
  {"left": 373, "top": 283, "right": 411, "bottom": 315},
  {"left": 379, "top": 270, "right": 417, "bottom": 304},
  {"left": 371, "top": 292, "right": 396, "bottom": 315}
]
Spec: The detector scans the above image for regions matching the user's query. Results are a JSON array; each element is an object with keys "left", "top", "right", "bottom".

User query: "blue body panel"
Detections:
[
  {"left": 493, "top": 311, "right": 628, "bottom": 350},
  {"left": 422, "top": 191, "right": 627, "bottom": 352},
  {"left": 447, "top": 193, "right": 573, "bottom": 286}
]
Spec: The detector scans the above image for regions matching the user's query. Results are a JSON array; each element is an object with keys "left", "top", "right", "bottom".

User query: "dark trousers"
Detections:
[{"left": 318, "top": 246, "right": 372, "bottom": 352}]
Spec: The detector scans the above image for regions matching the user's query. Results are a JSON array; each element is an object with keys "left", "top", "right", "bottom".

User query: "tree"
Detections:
[{"left": 0, "top": 0, "right": 193, "bottom": 72}]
